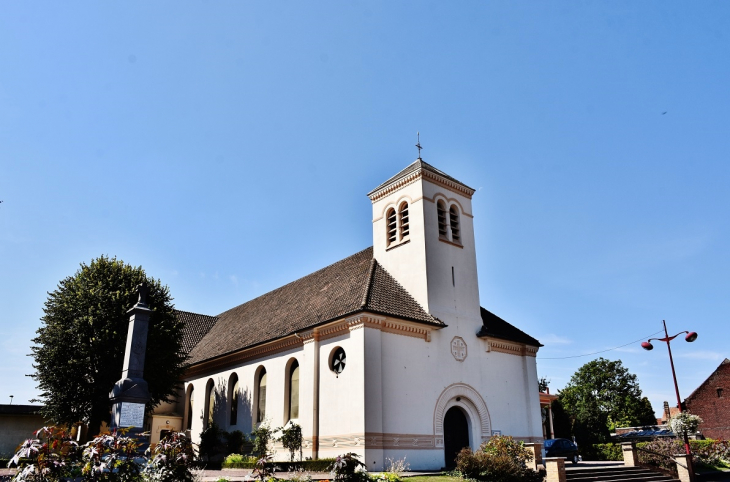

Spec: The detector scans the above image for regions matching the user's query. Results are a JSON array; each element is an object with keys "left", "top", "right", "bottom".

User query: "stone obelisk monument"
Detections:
[{"left": 109, "top": 282, "right": 152, "bottom": 433}]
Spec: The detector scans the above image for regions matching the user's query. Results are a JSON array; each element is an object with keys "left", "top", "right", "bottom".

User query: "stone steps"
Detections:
[{"left": 564, "top": 466, "right": 678, "bottom": 482}]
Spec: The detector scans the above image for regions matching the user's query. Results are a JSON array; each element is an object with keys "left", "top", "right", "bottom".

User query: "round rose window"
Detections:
[{"left": 331, "top": 347, "right": 346, "bottom": 375}]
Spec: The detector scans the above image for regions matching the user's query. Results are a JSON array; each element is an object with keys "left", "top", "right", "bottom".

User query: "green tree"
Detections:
[
  {"left": 558, "top": 358, "right": 657, "bottom": 444},
  {"left": 31, "top": 256, "right": 187, "bottom": 437}
]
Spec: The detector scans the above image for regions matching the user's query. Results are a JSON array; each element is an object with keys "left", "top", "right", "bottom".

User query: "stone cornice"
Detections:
[
  {"left": 346, "top": 313, "right": 434, "bottom": 342},
  {"left": 184, "top": 312, "right": 440, "bottom": 378},
  {"left": 482, "top": 336, "right": 539, "bottom": 357},
  {"left": 185, "top": 335, "right": 303, "bottom": 378},
  {"left": 368, "top": 167, "right": 475, "bottom": 203}
]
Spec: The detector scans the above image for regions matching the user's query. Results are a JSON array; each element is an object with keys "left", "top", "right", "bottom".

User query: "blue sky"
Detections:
[{"left": 1, "top": 2, "right": 728, "bottom": 420}]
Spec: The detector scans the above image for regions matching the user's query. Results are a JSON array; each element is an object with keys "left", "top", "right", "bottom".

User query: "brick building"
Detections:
[{"left": 684, "top": 358, "right": 730, "bottom": 440}]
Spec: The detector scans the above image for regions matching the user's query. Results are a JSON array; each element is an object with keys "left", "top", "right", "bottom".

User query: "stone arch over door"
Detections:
[{"left": 434, "top": 383, "right": 491, "bottom": 448}]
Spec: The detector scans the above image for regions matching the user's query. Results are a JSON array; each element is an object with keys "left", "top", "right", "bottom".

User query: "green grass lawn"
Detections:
[{"left": 404, "top": 475, "right": 462, "bottom": 482}]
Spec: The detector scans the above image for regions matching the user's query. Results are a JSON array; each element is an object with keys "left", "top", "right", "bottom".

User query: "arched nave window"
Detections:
[
  {"left": 229, "top": 373, "right": 239, "bottom": 426},
  {"left": 185, "top": 386, "right": 194, "bottom": 430},
  {"left": 205, "top": 379, "right": 215, "bottom": 429},
  {"left": 256, "top": 367, "right": 267, "bottom": 423},
  {"left": 288, "top": 360, "right": 300, "bottom": 420}
]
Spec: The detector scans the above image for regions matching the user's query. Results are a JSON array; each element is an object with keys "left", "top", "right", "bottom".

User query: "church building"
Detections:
[{"left": 170, "top": 159, "right": 544, "bottom": 470}]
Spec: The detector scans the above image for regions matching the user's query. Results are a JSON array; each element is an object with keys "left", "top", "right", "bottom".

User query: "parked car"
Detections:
[{"left": 544, "top": 438, "right": 580, "bottom": 464}]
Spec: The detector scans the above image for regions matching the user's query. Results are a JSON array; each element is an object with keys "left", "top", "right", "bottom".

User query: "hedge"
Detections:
[
  {"left": 582, "top": 440, "right": 730, "bottom": 466},
  {"left": 222, "top": 455, "right": 336, "bottom": 472}
]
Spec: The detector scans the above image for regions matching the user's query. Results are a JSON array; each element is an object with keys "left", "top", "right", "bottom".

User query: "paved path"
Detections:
[{"left": 0, "top": 468, "right": 440, "bottom": 481}]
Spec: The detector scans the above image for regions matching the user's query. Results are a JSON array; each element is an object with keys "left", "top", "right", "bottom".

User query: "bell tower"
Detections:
[{"left": 368, "top": 160, "right": 482, "bottom": 329}]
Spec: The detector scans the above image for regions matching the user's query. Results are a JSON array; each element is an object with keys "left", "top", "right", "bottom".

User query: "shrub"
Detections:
[
  {"left": 669, "top": 413, "right": 703, "bottom": 436},
  {"left": 144, "top": 431, "right": 196, "bottom": 482},
  {"left": 288, "top": 468, "right": 312, "bottom": 482},
  {"left": 222, "top": 453, "right": 258, "bottom": 469},
  {"left": 637, "top": 439, "right": 683, "bottom": 477},
  {"left": 454, "top": 435, "right": 544, "bottom": 482},
  {"left": 375, "top": 458, "right": 409, "bottom": 482},
  {"left": 280, "top": 422, "right": 303, "bottom": 462},
  {"left": 81, "top": 430, "right": 145, "bottom": 481},
  {"left": 199, "top": 423, "right": 227, "bottom": 461},
  {"left": 251, "top": 423, "right": 276, "bottom": 457},
  {"left": 252, "top": 454, "right": 274, "bottom": 482},
  {"left": 588, "top": 443, "right": 623, "bottom": 461},
  {"left": 225, "top": 431, "right": 246, "bottom": 456},
  {"left": 7, "top": 426, "right": 197, "bottom": 482},
  {"left": 374, "top": 472, "right": 400, "bottom": 482},
  {"left": 8, "top": 426, "right": 81, "bottom": 481},
  {"left": 329, "top": 453, "right": 369, "bottom": 482},
  {"left": 690, "top": 440, "right": 730, "bottom": 467}
]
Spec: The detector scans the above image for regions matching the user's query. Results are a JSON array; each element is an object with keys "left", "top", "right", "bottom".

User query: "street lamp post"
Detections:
[{"left": 641, "top": 320, "right": 698, "bottom": 471}]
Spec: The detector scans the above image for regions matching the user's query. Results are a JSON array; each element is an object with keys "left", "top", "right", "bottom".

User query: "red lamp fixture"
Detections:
[
  {"left": 641, "top": 329, "right": 698, "bottom": 351},
  {"left": 640, "top": 320, "right": 698, "bottom": 474}
]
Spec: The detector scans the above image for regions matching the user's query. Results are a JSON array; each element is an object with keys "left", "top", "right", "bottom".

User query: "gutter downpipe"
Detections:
[{"left": 312, "top": 330, "right": 320, "bottom": 459}]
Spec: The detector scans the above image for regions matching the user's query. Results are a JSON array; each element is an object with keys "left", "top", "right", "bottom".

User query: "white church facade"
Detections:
[{"left": 170, "top": 160, "right": 544, "bottom": 470}]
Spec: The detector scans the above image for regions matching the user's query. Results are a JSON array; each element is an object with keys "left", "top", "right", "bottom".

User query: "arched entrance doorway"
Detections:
[{"left": 443, "top": 406, "right": 470, "bottom": 469}]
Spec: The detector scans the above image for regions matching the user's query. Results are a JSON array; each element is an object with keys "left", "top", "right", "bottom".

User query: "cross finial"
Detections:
[{"left": 416, "top": 132, "right": 422, "bottom": 160}]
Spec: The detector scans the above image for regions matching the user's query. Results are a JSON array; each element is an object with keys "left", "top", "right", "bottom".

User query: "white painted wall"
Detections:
[
  {"left": 372, "top": 181, "right": 430, "bottom": 312},
  {"left": 176, "top": 162, "right": 543, "bottom": 471}
]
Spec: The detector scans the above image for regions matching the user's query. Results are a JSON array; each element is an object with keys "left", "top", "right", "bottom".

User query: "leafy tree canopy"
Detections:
[
  {"left": 31, "top": 256, "right": 187, "bottom": 436},
  {"left": 558, "top": 357, "right": 657, "bottom": 443}
]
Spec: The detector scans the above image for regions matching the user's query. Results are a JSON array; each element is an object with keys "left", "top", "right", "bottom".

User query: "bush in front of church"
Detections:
[{"left": 455, "top": 435, "right": 545, "bottom": 482}]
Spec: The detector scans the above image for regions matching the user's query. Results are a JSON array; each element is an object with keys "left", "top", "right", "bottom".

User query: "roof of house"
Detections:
[
  {"left": 477, "top": 307, "right": 542, "bottom": 347},
  {"left": 0, "top": 404, "right": 43, "bottom": 416},
  {"left": 367, "top": 159, "right": 474, "bottom": 195},
  {"left": 185, "top": 247, "right": 443, "bottom": 365},
  {"left": 179, "top": 247, "right": 542, "bottom": 366},
  {"left": 685, "top": 357, "right": 730, "bottom": 403}
]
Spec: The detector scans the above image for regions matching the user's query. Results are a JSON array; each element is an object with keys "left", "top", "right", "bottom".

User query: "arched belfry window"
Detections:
[
  {"left": 398, "top": 202, "right": 410, "bottom": 240},
  {"left": 256, "top": 367, "right": 267, "bottom": 423},
  {"left": 229, "top": 373, "right": 239, "bottom": 426},
  {"left": 449, "top": 205, "right": 461, "bottom": 244},
  {"left": 386, "top": 208, "right": 397, "bottom": 246},
  {"left": 288, "top": 360, "right": 300, "bottom": 420},
  {"left": 437, "top": 201, "right": 448, "bottom": 238},
  {"left": 186, "top": 386, "right": 194, "bottom": 430}
]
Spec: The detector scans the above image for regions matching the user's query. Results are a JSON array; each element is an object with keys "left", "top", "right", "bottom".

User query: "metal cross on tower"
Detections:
[{"left": 416, "top": 132, "right": 423, "bottom": 159}]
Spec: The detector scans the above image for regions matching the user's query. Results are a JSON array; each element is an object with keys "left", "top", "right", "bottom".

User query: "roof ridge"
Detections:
[
  {"left": 174, "top": 308, "right": 217, "bottom": 318},
  {"left": 360, "top": 258, "right": 378, "bottom": 309},
  {"left": 215, "top": 246, "right": 373, "bottom": 318},
  {"left": 685, "top": 357, "right": 730, "bottom": 402}
]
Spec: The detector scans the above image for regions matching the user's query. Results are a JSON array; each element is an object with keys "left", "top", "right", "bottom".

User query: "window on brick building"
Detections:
[{"left": 718, "top": 388, "right": 724, "bottom": 398}]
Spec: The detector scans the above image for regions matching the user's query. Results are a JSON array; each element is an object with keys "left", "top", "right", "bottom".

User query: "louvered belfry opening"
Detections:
[
  {"left": 386, "top": 208, "right": 397, "bottom": 245},
  {"left": 437, "top": 200, "right": 448, "bottom": 238},
  {"left": 398, "top": 202, "right": 409, "bottom": 240},
  {"left": 449, "top": 206, "right": 461, "bottom": 243}
]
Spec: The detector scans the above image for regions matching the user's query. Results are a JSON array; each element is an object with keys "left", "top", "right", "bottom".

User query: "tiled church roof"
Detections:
[
  {"left": 477, "top": 307, "right": 542, "bottom": 347},
  {"left": 179, "top": 247, "right": 541, "bottom": 366},
  {"left": 185, "top": 247, "right": 442, "bottom": 365},
  {"left": 177, "top": 310, "right": 219, "bottom": 355}
]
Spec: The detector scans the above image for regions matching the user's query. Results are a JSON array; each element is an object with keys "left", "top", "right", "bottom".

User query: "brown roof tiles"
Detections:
[{"left": 185, "top": 247, "right": 442, "bottom": 365}]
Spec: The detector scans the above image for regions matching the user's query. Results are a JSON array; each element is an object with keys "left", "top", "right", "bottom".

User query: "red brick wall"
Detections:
[{"left": 685, "top": 360, "right": 730, "bottom": 440}]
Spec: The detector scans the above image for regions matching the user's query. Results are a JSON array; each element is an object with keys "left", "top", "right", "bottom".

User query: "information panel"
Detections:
[{"left": 119, "top": 402, "right": 145, "bottom": 428}]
